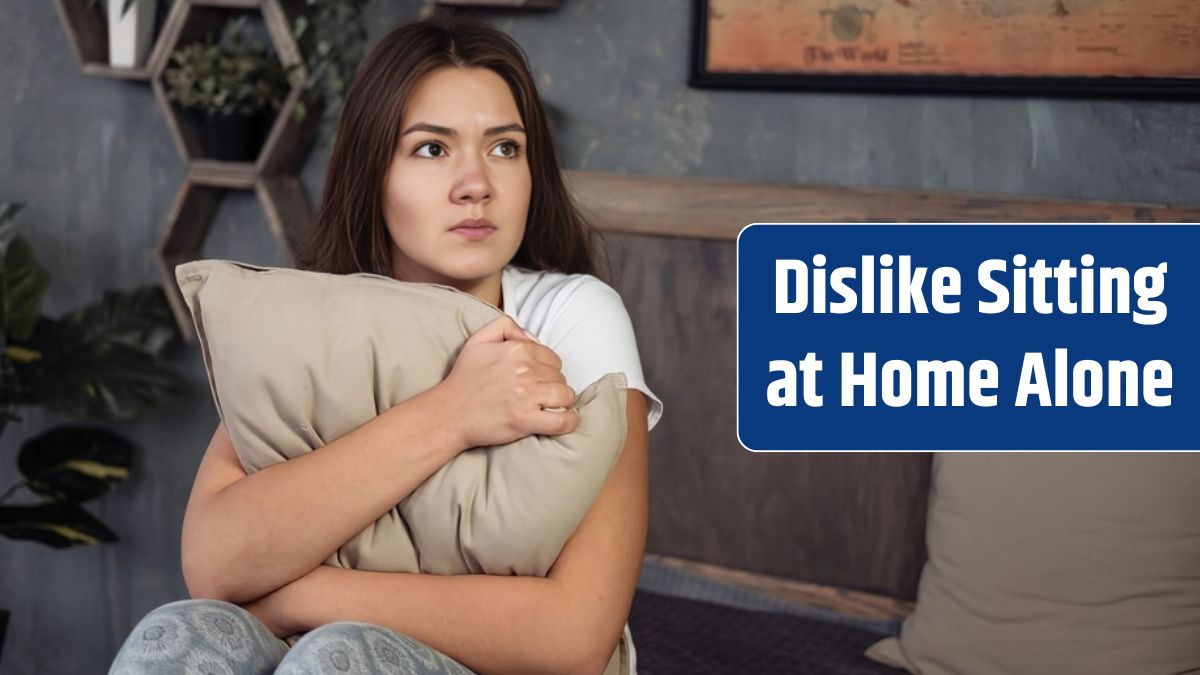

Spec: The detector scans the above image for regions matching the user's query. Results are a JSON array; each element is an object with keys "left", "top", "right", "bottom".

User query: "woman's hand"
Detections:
[{"left": 436, "top": 315, "right": 578, "bottom": 449}]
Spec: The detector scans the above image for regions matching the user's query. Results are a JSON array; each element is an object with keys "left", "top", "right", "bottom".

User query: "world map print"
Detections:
[{"left": 706, "top": 0, "right": 1200, "bottom": 77}]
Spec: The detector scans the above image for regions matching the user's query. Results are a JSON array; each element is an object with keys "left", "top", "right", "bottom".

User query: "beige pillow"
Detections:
[
  {"left": 175, "top": 259, "right": 628, "bottom": 577},
  {"left": 866, "top": 453, "right": 1200, "bottom": 675}
]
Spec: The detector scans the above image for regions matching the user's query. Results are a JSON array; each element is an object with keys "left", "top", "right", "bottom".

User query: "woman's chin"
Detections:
[{"left": 443, "top": 252, "right": 512, "bottom": 278}]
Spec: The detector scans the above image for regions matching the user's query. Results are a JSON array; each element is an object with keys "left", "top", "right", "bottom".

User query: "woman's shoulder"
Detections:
[{"left": 502, "top": 264, "right": 622, "bottom": 316}]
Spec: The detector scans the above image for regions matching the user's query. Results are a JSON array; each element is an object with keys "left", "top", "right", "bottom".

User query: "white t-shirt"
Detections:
[
  {"left": 501, "top": 264, "right": 663, "bottom": 431},
  {"left": 500, "top": 263, "right": 659, "bottom": 674}
]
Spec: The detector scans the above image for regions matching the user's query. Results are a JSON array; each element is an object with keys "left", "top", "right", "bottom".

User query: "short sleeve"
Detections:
[{"left": 535, "top": 277, "right": 663, "bottom": 431}]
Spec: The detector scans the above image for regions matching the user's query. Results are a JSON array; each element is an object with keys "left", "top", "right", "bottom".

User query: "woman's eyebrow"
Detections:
[
  {"left": 400, "top": 122, "right": 526, "bottom": 136},
  {"left": 483, "top": 123, "right": 526, "bottom": 136}
]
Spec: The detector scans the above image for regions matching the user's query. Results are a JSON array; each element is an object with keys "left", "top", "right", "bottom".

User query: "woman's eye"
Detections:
[
  {"left": 491, "top": 141, "right": 521, "bottom": 158},
  {"left": 414, "top": 142, "right": 446, "bottom": 158}
]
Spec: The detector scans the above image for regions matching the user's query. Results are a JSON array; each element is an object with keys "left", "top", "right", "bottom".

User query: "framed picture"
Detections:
[{"left": 690, "top": 0, "right": 1200, "bottom": 96}]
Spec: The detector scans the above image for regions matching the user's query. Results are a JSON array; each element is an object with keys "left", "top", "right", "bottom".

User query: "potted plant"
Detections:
[
  {"left": 0, "top": 202, "right": 184, "bottom": 655},
  {"left": 88, "top": 0, "right": 158, "bottom": 69},
  {"left": 163, "top": 17, "right": 291, "bottom": 162}
]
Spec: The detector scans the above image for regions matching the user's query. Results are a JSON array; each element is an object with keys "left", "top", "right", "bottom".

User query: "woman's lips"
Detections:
[
  {"left": 451, "top": 219, "right": 496, "bottom": 240},
  {"left": 451, "top": 224, "right": 496, "bottom": 240}
]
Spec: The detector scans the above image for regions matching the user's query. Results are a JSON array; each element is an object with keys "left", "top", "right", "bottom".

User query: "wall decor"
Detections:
[
  {"left": 105, "top": 0, "right": 157, "bottom": 68},
  {"left": 162, "top": 16, "right": 292, "bottom": 162},
  {"left": 149, "top": 0, "right": 320, "bottom": 341},
  {"left": 54, "top": 0, "right": 168, "bottom": 80},
  {"left": 53, "top": 1, "right": 370, "bottom": 341},
  {"left": 691, "top": 0, "right": 1200, "bottom": 96}
]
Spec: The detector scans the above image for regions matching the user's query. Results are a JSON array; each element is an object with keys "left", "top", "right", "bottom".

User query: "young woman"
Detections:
[{"left": 109, "top": 15, "right": 662, "bottom": 675}]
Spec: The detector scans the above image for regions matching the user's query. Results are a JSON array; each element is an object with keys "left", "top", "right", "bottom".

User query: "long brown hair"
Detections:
[{"left": 295, "top": 15, "right": 601, "bottom": 279}]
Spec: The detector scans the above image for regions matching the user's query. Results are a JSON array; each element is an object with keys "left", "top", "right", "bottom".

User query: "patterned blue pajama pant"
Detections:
[{"left": 109, "top": 599, "right": 477, "bottom": 675}]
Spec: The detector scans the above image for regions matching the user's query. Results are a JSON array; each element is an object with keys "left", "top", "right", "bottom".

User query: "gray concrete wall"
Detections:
[{"left": 1, "top": 0, "right": 1197, "bottom": 672}]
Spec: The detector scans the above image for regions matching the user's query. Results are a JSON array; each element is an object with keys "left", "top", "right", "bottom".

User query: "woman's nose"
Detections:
[{"left": 450, "top": 157, "right": 492, "bottom": 204}]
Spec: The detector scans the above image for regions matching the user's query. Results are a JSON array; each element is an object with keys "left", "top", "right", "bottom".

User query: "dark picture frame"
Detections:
[{"left": 689, "top": 0, "right": 1200, "bottom": 97}]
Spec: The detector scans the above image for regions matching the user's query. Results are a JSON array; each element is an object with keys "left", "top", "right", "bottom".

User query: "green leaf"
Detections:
[
  {"left": 0, "top": 204, "right": 31, "bottom": 423},
  {"left": 14, "top": 317, "right": 184, "bottom": 421},
  {"left": 18, "top": 425, "right": 133, "bottom": 503},
  {"left": 165, "top": 28, "right": 290, "bottom": 117},
  {"left": 0, "top": 202, "right": 22, "bottom": 241},
  {"left": 0, "top": 339, "right": 30, "bottom": 432},
  {"left": 2, "top": 236, "right": 51, "bottom": 341},
  {"left": 0, "top": 202, "right": 21, "bottom": 333},
  {"left": 0, "top": 502, "right": 118, "bottom": 548},
  {"left": 0, "top": 203, "right": 50, "bottom": 341},
  {"left": 6, "top": 345, "right": 39, "bottom": 363},
  {"left": 61, "top": 286, "right": 177, "bottom": 357}
]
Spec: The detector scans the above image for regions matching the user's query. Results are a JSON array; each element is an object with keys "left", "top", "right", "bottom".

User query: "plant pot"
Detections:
[
  {"left": 186, "top": 109, "right": 273, "bottom": 163},
  {"left": 107, "top": 0, "right": 157, "bottom": 68}
]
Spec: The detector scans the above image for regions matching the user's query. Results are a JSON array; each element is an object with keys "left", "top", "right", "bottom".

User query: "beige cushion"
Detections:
[
  {"left": 866, "top": 453, "right": 1200, "bottom": 675},
  {"left": 175, "top": 259, "right": 628, "bottom": 577}
]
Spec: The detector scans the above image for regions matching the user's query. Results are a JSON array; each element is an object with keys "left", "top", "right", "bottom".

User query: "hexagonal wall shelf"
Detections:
[
  {"left": 50, "top": 0, "right": 332, "bottom": 343},
  {"left": 146, "top": 0, "right": 318, "bottom": 342},
  {"left": 157, "top": 171, "right": 314, "bottom": 343},
  {"left": 151, "top": 0, "right": 318, "bottom": 175},
  {"left": 52, "top": 0, "right": 174, "bottom": 80}
]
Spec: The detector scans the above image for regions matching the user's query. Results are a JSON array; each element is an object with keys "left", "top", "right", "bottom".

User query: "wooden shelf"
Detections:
[
  {"left": 566, "top": 170, "right": 1200, "bottom": 240},
  {"left": 52, "top": 0, "right": 321, "bottom": 342},
  {"left": 150, "top": 0, "right": 317, "bottom": 171},
  {"left": 187, "top": 159, "right": 259, "bottom": 188},
  {"left": 157, "top": 170, "right": 315, "bottom": 343},
  {"left": 144, "top": 0, "right": 317, "bottom": 342},
  {"left": 81, "top": 62, "right": 153, "bottom": 80},
  {"left": 53, "top": 0, "right": 172, "bottom": 81}
]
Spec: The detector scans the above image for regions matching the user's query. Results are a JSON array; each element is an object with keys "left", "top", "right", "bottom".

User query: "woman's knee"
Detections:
[
  {"left": 278, "top": 622, "right": 473, "bottom": 675},
  {"left": 110, "top": 599, "right": 287, "bottom": 673}
]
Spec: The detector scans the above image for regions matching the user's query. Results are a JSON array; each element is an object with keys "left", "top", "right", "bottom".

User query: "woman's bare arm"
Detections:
[
  {"left": 182, "top": 316, "right": 577, "bottom": 605},
  {"left": 253, "top": 391, "right": 651, "bottom": 675},
  {"left": 181, "top": 385, "right": 463, "bottom": 604}
]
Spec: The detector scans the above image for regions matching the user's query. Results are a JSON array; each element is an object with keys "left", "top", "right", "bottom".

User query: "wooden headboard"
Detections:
[{"left": 570, "top": 170, "right": 1199, "bottom": 600}]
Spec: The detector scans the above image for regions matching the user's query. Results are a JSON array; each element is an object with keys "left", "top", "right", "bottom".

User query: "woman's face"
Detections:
[{"left": 383, "top": 66, "right": 531, "bottom": 294}]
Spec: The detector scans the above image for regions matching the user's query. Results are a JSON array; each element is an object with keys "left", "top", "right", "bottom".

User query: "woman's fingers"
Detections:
[
  {"left": 529, "top": 361, "right": 567, "bottom": 385},
  {"left": 527, "top": 342, "right": 563, "bottom": 370},
  {"left": 468, "top": 315, "right": 531, "bottom": 345},
  {"left": 446, "top": 316, "right": 578, "bottom": 447},
  {"left": 533, "top": 382, "right": 576, "bottom": 412},
  {"left": 526, "top": 406, "right": 580, "bottom": 436},
  {"left": 506, "top": 339, "right": 563, "bottom": 372}
]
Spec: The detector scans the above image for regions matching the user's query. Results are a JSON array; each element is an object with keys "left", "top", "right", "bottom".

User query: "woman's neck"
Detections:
[
  {"left": 462, "top": 273, "right": 503, "bottom": 311},
  {"left": 390, "top": 254, "right": 504, "bottom": 309}
]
